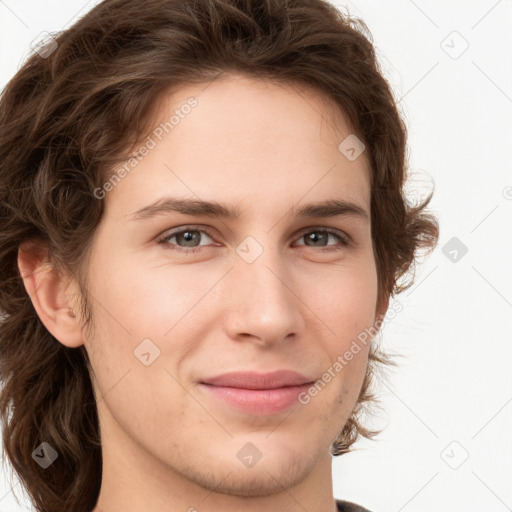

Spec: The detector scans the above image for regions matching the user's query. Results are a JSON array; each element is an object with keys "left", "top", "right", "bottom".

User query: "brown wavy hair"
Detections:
[{"left": 0, "top": 0, "right": 439, "bottom": 510}]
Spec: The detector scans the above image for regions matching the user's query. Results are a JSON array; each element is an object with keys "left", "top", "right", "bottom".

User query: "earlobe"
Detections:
[{"left": 17, "top": 241, "right": 84, "bottom": 348}]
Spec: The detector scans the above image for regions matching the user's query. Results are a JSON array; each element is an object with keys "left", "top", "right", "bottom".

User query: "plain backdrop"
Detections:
[{"left": 1, "top": 1, "right": 511, "bottom": 511}]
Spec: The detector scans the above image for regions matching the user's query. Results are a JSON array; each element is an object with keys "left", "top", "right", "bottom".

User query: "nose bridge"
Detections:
[{"left": 222, "top": 236, "right": 303, "bottom": 343}]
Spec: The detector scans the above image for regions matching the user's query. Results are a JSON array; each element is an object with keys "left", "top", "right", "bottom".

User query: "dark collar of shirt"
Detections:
[{"left": 336, "top": 498, "right": 373, "bottom": 512}]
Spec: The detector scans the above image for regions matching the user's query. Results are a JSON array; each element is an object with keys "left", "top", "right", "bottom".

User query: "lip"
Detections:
[
  {"left": 199, "top": 370, "right": 316, "bottom": 415},
  {"left": 200, "top": 370, "right": 314, "bottom": 389}
]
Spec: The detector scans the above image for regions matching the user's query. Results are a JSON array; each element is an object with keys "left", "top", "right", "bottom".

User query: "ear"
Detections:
[{"left": 17, "top": 240, "right": 84, "bottom": 348}]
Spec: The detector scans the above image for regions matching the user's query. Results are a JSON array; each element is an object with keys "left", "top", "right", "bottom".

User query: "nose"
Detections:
[{"left": 222, "top": 245, "right": 305, "bottom": 347}]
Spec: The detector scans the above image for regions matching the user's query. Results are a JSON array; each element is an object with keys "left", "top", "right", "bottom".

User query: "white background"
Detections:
[{"left": 1, "top": 1, "right": 511, "bottom": 511}]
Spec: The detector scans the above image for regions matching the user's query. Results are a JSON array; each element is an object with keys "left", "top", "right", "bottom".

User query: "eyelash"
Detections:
[{"left": 156, "top": 225, "right": 351, "bottom": 254}]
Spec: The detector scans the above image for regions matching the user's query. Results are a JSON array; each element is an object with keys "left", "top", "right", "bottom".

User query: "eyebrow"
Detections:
[{"left": 128, "top": 197, "right": 369, "bottom": 222}]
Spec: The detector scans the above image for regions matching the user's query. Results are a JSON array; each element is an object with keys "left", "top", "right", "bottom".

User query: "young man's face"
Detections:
[{"left": 79, "top": 75, "right": 383, "bottom": 508}]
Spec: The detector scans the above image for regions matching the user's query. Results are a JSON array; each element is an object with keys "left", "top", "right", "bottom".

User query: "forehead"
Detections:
[{"left": 106, "top": 74, "right": 371, "bottom": 217}]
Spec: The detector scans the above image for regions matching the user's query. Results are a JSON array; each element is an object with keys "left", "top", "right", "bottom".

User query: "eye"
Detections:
[
  {"left": 157, "top": 226, "right": 216, "bottom": 254},
  {"left": 293, "top": 228, "right": 350, "bottom": 252},
  {"left": 157, "top": 226, "right": 351, "bottom": 254}
]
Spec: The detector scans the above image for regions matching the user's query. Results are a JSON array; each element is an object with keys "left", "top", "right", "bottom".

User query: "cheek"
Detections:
[
  {"left": 87, "top": 255, "right": 379, "bottom": 371},
  {"left": 86, "top": 249, "right": 205, "bottom": 338},
  {"left": 311, "top": 262, "right": 377, "bottom": 390},
  {"left": 312, "top": 260, "right": 378, "bottom": 340}
]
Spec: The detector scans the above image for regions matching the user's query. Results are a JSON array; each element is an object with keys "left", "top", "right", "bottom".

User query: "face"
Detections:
[{"left": 82, "top": 74, "right": 382, "bottom": 499}]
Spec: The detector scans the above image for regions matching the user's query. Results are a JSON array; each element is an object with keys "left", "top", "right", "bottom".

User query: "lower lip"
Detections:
[{"left": 199, "top": 383, "right": 313, "bottom": 415}]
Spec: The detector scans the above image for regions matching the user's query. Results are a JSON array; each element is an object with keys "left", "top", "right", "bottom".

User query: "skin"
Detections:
[{"left": 18, "top": 74, "right": 388, "bottom": 512}]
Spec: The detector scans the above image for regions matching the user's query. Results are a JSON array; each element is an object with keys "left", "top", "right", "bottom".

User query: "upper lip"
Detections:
[{"left": 200, "top": 370, "right": 315, "bottom": 390}]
